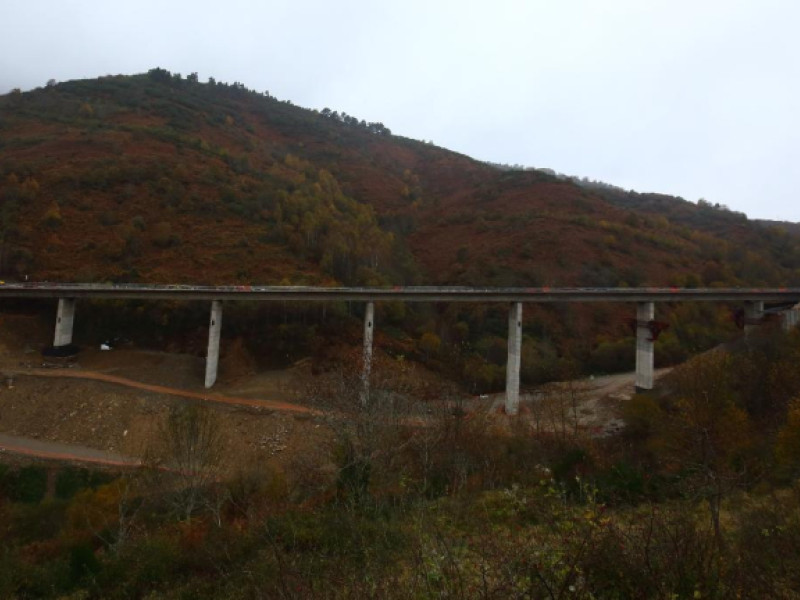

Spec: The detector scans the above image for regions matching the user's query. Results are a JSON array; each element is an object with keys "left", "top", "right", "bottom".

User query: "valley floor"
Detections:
[{"left": 0, "top": 311, "right": 667, "bottom": 470}]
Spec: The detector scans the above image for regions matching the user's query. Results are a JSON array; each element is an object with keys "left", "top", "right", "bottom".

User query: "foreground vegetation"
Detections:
[{"left": 3, "top": 327, "right": 800, "bottom": 598}]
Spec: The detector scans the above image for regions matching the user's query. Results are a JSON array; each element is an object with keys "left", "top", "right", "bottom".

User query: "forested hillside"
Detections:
[
  {"left": 2, "top": 70, "right": 800, "bottom": 386},
  {"left": 3, "top": 69, "right": 800, "bottom": 288}
]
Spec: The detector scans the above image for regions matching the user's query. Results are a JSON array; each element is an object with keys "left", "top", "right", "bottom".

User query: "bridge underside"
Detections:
[{"left": 7, "top": 284, "right": 796, "bottom": 409}]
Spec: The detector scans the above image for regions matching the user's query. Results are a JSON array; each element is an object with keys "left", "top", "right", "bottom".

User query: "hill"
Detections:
[
  {"left": 1, "top": 69, "right": 800, "bottom": 386},
  {"left": 2, "top": 69, "right": 800, "bottom": 288}
]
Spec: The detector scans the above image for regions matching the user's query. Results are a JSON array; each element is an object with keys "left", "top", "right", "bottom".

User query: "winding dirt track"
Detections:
[
  {"left": 0, "top": 432, "right": 142, "bottom": 467},
  {"left": 0, "top": 368, "right": 319, "bottom": 467},
  {"left": 16, "top": 368, "right": 319, "bottom": 414},
  {"left": 0, "top": 367, "right": 669, "bottom": 467}
]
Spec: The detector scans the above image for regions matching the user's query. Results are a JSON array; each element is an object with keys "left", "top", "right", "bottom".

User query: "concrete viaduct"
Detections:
[{"left": 2, "top": 283, "right": 799, "bottom": 415}]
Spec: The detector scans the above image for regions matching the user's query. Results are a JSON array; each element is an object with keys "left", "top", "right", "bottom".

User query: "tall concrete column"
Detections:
[
  {"left": 204, "top": 300, "right": 223, "bottom": 389},
  {"left": 744, "top": 300, "right": 764, "bottom": 337},
  {"left": 361, "top": 302, "right": 375, "bottom": 406},
  {"left": 635, "top": 302, "right": 655, "bottom": 392},
  {"left": 505, "top": 302, "right": 523, "bottom": 415},
  {"left": 780, "top": 308, "right": 790, "bottom": 332},
  {"left": 783, "top": 306, "right": 799, "bottom": 332},
  {"left": 53, "top": 298, "right": 76, "bottom": 347}
]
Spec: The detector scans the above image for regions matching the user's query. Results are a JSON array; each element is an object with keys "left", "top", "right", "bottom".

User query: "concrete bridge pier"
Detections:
[
  {"left": 361, "top": 301, "right": 375, "bottom": 406},
  {"left": 53, "top": 298, "right": 76, "bottom": 347},
  {"left": 782, "top": 305, "right": 799, "bottom": 332},
  {"left": 635, "top": 302, "right": 655, "bottom": 392},
  {"left": 744, "top": 300, "right": 764, "bottom": 337},
  {"left": 204, "top": 300, "right": 223, "bottom": 388},
  {"left": 505, "top": 302, "right": 523, "bottom": 415}
]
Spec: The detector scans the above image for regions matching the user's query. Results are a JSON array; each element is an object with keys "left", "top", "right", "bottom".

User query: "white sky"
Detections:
[{"left": 1, "top": 0, "right": 799, "bottom": 221}]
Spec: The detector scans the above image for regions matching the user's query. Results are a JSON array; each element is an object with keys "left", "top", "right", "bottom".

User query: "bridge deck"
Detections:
[{"left": 1, "top": 283, "right": 799, "bottom": 303}]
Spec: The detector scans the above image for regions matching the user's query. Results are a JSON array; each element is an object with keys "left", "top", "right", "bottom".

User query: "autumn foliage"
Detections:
[
  {"left": 2, "top": 71, "right": 800, "bottom": 385},
  {"left": 1, "top": 329, "right": 800, "bottom": 597}
]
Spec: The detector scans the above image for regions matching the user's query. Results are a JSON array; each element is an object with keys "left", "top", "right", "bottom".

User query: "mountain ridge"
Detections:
[{"left": 2, "top": 69, "right": 799, "bottom": 290}]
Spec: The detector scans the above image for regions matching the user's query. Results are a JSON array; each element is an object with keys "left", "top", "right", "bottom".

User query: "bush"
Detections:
[
  {"left": 56, "top": 467, "right": 115, "bottom": 500},
  {"left": 41, "top": 202, "right": 62, "bottom": 228},
  {"left": 7, "top": 500, "right": 69, "bottom": 543},
  {"left": 69, "top": 542, "right": 101, "bottom": 583},
  {"left": 735, "top": 492, "right": 800, "bottom": 594},
  {"left": 588, "top": 337, "right": 634, "bottom": 373},
  {"left": 131, "top": 215, "right": 146, "bottom": 230},
  {"left": 151, "top": 221, "right": 180, "bottom": 248},
  {"left": 97, "top": 536, "right": 182, "bottom": 595},
  {"left": 2, "top": 465, "right": 48, "bottom": 503}
]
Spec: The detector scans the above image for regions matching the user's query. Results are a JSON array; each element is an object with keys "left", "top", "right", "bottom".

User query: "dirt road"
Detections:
[
  {"left": 582, "top": 368, "right": 671, "bottom": 399},
  {"left": 0, "top": 432, "right": 141, "bottom": 467},
  {"left": 478, "top": 367, "right": 671, "bottom": 435},
  {"left": 0, "top": 322, "right": 670, "bottom": 467},
  {"left": 0, "top": 368, "right": 323, "bottom": 471},
  {"left": 16, "top": 367, "right": 319, "bottom": 415}
]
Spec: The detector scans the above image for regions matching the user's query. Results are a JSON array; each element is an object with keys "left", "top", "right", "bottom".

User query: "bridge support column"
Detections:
[
  {"left": 782, "top": 306, "right": 799, "bottom": 332},
  {"left": 744, "top": 300, "right": 764, "bottom": 337},
  {"left": 361, "top": 302, "right": 375, "bottom": 406},
  {"left": 204, "top": 300, "right": 223, "bottom": 389},
  {"left": 53, "top": 298, "right": 76, "bottom": 347},
  {"left": 635, "top": 302, "right": 655, "bottom": 392},
  {"left": 505, "top": 302, "right": 523, "bottom": 415}
]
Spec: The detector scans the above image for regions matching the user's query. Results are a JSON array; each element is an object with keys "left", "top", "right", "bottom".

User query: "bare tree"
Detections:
[
  {"left": 152, "top": 403, "right": 225, "bottom": 522},
  {"left": 533, "top": 380, "right": 587, "bottom": 439},
  {"left": 303, "top": 351, "right": 447, "bottom": 505},
  {"left": 66, "top": 475, "right": 146, "bottom": 554}
]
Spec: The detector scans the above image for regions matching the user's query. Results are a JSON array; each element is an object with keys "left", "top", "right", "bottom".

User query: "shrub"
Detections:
[
  {"left": 7, "top": 500, "right": 69, "bottom": 543},
  {"left": 41, "top": 202, "right": 62, "bottom": 228},
  {"left": 151, "top": 221, "right": 180, "bottom": 248},
  {"left": 131, "top": 215, "right": 146, "bottom": 230},
  {"left": 2, "top": 465, "right": 48, "bottom": 503},
  {"left": 56, "top": 466, "right": 114, "bottom": 500},
  {"left": 69, "top": 542, "right": 101, "bottom": 583}
]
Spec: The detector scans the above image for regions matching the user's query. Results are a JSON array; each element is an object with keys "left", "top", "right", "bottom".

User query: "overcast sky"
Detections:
[{"left": 2, "top": 0, "right": 798, "bottom": 222}]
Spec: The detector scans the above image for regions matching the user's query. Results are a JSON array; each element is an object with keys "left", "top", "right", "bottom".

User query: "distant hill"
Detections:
[
  {"left": 2, "top": 70, "right": 799, "bottom": 386},
  {"left": 2, "top": 69, "right": 799, "bottom": 289},
  {"left": 755, "top": 219, "right": 800, "bottom": 236}
]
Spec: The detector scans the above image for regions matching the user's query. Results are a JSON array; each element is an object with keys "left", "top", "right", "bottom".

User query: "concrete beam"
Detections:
[
  {"left": 204, "top": 300, "right": 223, "bottom": 389},
  {"left": 5, "top": 283, "right": 800, "bottom": 304},
  {"left": 635, "top": 302, "right": 655, "bottom": 392},
  {"left": 361, "top": 302, "right": 375, "bottom": 406},
  {"left": 505, "top": 302, "right": 523, "bottom": 415},
  {"left": 53, "top": 298, "right": 76, "bottom": 347}
]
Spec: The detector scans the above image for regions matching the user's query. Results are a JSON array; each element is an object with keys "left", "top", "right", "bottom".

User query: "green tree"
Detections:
[{"left": 418, "top": 331, "right": 441, "bottom": 360}]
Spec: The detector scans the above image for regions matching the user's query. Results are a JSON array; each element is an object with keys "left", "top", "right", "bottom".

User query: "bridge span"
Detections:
[
  {"left": 2, "top": 283, "right": 800, "bottom": 303},
  {"left": 2, "top": 283, "right": 799, "bottom": 414}
]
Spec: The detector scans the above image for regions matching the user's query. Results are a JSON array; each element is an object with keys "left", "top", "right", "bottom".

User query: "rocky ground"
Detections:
[{"left": 0, "top": 311, "right": 326, "bottom": 473}]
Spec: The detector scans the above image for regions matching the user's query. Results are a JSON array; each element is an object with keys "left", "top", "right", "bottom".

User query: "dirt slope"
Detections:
[
  {"left": 0, "top": 306, "right": 678, "bottom": 476},
  {"left": 0, "top": 312, "right": 324, "bottom": 471}
]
